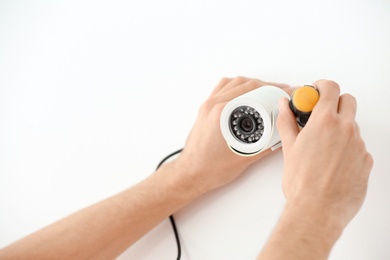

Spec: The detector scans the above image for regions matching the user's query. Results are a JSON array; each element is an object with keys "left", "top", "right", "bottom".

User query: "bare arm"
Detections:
[
  {"left": 0, "top": 77, "right": 292, "bottom": 260},
  {"left": 257, "top": 80, "right": 373, "bottom": 259},
  {"left": 0, "top": 161, "right": 204, "bottom": 259}
]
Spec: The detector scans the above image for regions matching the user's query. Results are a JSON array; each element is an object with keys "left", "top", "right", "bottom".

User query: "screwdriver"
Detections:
[{"left": 289, "top": 85, "right": 320, "bottom": 127}]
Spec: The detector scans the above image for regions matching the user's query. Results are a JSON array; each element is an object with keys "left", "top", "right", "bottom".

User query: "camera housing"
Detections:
[{"left": 220, "top": 86, "right": 290, "bottom": 156}]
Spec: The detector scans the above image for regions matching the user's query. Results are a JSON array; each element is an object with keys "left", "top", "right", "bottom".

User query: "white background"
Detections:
[{"left": 0, "top": 0, "right": 389, "bottom": 259}]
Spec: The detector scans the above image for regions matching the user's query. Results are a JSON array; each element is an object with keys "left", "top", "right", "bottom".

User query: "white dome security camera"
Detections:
[{"left": 220, "top": 86, "right": 290, "bottom": 156}]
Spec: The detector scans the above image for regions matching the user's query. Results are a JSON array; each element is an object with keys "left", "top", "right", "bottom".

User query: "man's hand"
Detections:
[
  {"left": 258, "top": 79, "right": 374, "bottom": 260},
  {"left": 279, "top": 79, "right": 373, "bottom": 229},
  {"left": 174, "top": 77, "right": 292, "bottom": 195}
]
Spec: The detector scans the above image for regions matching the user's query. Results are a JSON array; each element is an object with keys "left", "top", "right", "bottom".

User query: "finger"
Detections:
[
  {"left": 363, "top": 152, "right": 374, "bottom": 175},
  {"left": 356, "top": 122, "right": 360, "bottom": 135},
  {"left": 266, "top": 82, "right": 294, "bottom": 96},
  {"left": 276, "top": 97, "right": 299, "bottom": 149},
  {"left": 217, "top": 78, "right": 265, "bottom": 103},
  {"left": 219, "top": 76, "right": 255, "bottom": 94},
  {"left": 219, "top": 79, "right": 293, "bottom": 103},
  {"left": 338, "top": 93, "right": 357, "bottom": 119},
  {"left": 210, "top": 77, "right": 233, "bottom": 96},
  {"left": 217, "top": 77, "right": 290, "bottom": 94},
  {"left": 281, "top": 87, "right": 294, "bottom": 96},
  {"left": 266, "top": 81, "right": 291, "bottom": 89},
  {"left": 214, "top": 76, "right": 291, "bottom": 96},
  {"left": 312, "top": 79, "right": 341, "bottom": 114}
]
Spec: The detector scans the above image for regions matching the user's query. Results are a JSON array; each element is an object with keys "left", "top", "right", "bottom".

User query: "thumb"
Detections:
[{"left": 276, "top": 97, "right": 299, "bottom": 150}]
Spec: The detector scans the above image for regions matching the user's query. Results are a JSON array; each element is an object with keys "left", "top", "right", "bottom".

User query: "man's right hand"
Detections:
[{"left": 258, "top": 79, "right": 373, "bottom": 260}]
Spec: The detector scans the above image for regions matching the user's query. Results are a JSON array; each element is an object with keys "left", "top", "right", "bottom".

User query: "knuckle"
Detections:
[
  {"left": 232, "top": 76, "right": 249, "bottom": 85},
  {"left": 340, "top": 120, "right": 356, "bottom": 136},
  {"left": 326, "top": 80, "right": 340, "bottom": 88},
  {"left": 325, "top": 80, "right": 341, "bottom": 93},
  {"left": 355, "top": 137, "right": 369, "bottom": 157},
  {"left": 341, "top": 93, "right": 357, "bottom": 107},
  {"left": 201, "top": 97, "right": 218, "bottom": 112},
  {"left": 201, "top": 97, "right": 226, "bottom": 115},
  {"left": 365, "top": 152, "right": 374, "bottom": 168},
  {"left": 343, "top": 93, "right": 356, "bottom": 102},
  {"left": 312, "top": 79, "right": 328, "bottom": 85},
  {"left": 319, "top": 110, "right": 338, "bottom": 124},
  {"left": 314, "top": 79, "right": 340, "bottom": 94},
  {"left": 245, "top": 79, "right": 261, "bottom": 88},
  {"left": 219, "top": 77, "right": 231, "bottom": 85}
]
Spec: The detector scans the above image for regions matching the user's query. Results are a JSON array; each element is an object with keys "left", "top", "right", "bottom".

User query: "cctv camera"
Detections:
[{"left": 220, "top": 86, "right": 289, "bottom": 156}]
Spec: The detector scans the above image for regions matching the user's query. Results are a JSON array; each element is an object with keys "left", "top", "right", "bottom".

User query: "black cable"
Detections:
[{"left": 155, "top": 148, "right": 183, "bottom": 260}]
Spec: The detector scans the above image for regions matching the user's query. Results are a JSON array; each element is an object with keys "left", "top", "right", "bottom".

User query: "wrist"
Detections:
[
  {"left": 154, "top": 160, "right": 208, "bottom": 203},
  {"left": 259, "top": 198, "right": 344, "bottom": 260},
  {"left": 277, "top": 199, "right": 344, "bottom": 258},
  {"left": 286, "top": 199, "right": 343, "bottom": 234}
]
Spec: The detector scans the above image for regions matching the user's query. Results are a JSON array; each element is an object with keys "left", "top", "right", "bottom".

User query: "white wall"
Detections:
[{"left": 0, "top": 0, "right": 389, "bottom": 259}]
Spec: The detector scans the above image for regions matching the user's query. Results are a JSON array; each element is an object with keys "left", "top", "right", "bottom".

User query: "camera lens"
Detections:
[
  {"left": 240, "top": 117, "right": 255, "bottom": 133},
  {"left": 229, "top": 106, "right": 264, "bottom": 144}
]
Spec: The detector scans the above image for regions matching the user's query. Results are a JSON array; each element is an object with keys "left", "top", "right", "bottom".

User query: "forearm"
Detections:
[
  {"left": 257, "top": 201, "right": 343, "bottom": 260},
  {"left": 0, "top": 161, "right": 203, "bottom": 260}
]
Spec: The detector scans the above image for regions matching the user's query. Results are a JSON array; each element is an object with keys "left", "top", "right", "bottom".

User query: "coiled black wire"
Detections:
[{"left": 155, "top": 148, "right": 183, "bottom": 260}]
